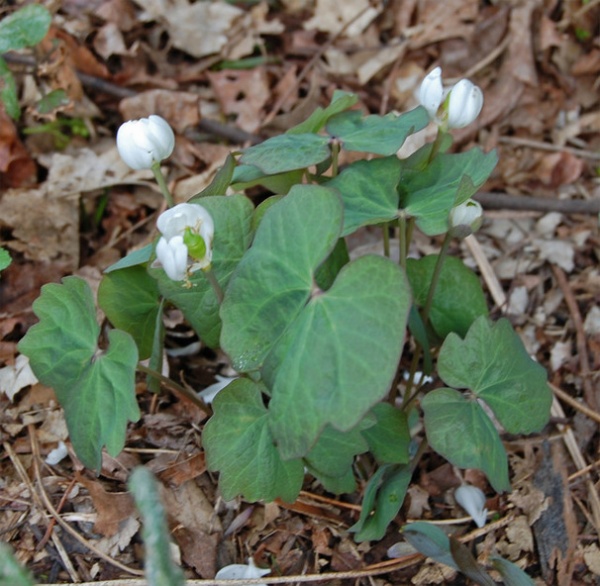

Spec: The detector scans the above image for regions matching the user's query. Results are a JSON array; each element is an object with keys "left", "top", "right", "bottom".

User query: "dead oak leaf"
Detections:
[
  {"left": 208, "top": 68, "right": 270, "bottom": 133},
  {"left": 135, "top": 0, "right": 244, "bottom": 58},
  {"left": 78, "top": 475, "right": 136, "bottom": 537}
]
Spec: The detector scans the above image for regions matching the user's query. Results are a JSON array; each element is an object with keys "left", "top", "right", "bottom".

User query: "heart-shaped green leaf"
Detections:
[
  {"left": 421, "top": 387, "right": 510, "bottom": 492},
  {"left": 361, "top": 403, "right": 410, "bottom": 464},
  {"left": 203, "top": 378, "right": 304, "bottom": 502},
  {"left": 18, "top": 277, "right": 139, "bottom": 471},
  {"left": 326, "top": 107, "right": 430, "bottom": 155},
  {"left": 220, "top": 185, "right": 343, "bottom": 372},
  {"left": 406, "top": 255, "right": 488, "bottom": 339},
  {"left": 98, "top": 265, "right": 161, "bottom": 360},
  {"left": 240, "top": 133, "right": 331, "bottom": 174},
  {"left": 325, "top": 156, "right": 401, "bottom": 236},
  {"left": 155, "top": 195, "right": 254, "bottom": 348},
  {"left": 399, "top": 148, "right": 497, "bottom": 235},
  {"left": 438, "top": 316, "right": 552, "bottom": 434},
  {"left": 264, "top": 254, "right": 411, "bottom": 459},
  {"left": 303, "top": 424, "right": 368, "bottom": 493}
]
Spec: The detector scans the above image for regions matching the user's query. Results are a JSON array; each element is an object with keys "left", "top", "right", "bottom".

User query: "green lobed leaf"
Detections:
[
  {"left": 314, "top": 237, "right": 349, "bottom": 291},
  {"left": 351, "top": 464, "right": 412, "bottom": 541},
  {"left": 264, "top": 255, "right": 411, "bottom": 459},
  {"left": 239, "top": 133, "right": 331, "bottom": 175},
  {"left": 438, "top": 316, "right": 552, "bottom": 434},
  {"left": 421, "top": 388, "right": 510, "bottom": 492},
  {"left": 18, "top": 277, "right": 139, "bottom": 471},
  {"left": 220, "top": 185, "right": 343, "bottom": 372},
  {"left": 399, "top": 148, "right": 497, "bottom": 235},
  {"left": 361, "top": 403, "right": 410, "bottom": 464},
  {"left": 155, "top": 195, "right": 254, "bottom": 348},
  {"left": 326, "top": 107, "right": 430, "bottom": 156},
  {"left": 401, "top": 521, "right": 458, "bottom": 570},
  {"left": 490, "top": 555, "right": 535, "bottom": 585},
  {"left": 129, "top": 467, "right": 185, "bottom": 586},
  {"left": 0, "top": 4, "right": 51, "bottom": 52},
  {"left": 303, "top": 424, "right": 368, "bottom": 494},
  {"left": 288, "top": 90, "right": 359, "bottom": 135},
  {"left": 98, "top": 265, "right": 162, "bottom": 360},
  {"left": 203, "top": 379, "right": 304, "bottom": 502},
  {"left": 0, "top": 56, "right": 19, "bottom": 120},
  {"left": 406, "top": 255, "right": 488, "bottom": 339},
  {"left": 325, "top": 156, "right": 402, "bottom": 236}
]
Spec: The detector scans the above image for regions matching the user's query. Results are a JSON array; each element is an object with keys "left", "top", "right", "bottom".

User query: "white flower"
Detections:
[
  {"left": 417, "top": 68, "right": 483, "bottom": 129},
  {"left": 449, "top": 199, "right": 483, "bottom": 237},
  {"left": 447, "top": 79, "right": 484, "bottom": 129},
  {"left": 417, "top": 67, "right": 444, "bottom": 120},
  {"left": 455, "top": 484, "right": 488, "bottom": 528},
  {"left": 155, "top": 203, "right": 214, "bottom": 280},
  {"left": 117, "top": 115, "right": 175, "bottom": 170},
  {"left": 215, "top": 558, "right": 270, "bottom": 585}
]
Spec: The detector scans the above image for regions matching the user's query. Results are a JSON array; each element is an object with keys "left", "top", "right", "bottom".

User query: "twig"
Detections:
[
  {"left": 27, "top": 426, "right": 145, "bottom": 577},
  {"left": 551, "top": 382, "right": 600, "bottom": 425},
  {"left": 551, "top": 264, "right": 597, "bottom": 411},
  {"left": 550, "top": 399, "right": 600, "bottom": 531},
  {"left": 3, "top": 442, "right": 79, "bottom": 580},
  {"left": 38, "top": 514, "right": 519, "bottom": 586},
  {"left": 475, "top": 192, "right": 600, "bottom": 215},
  {"left": 463, "top": 234, "right": 507, "bottom": 309},
  {"left": 498, "top": 135, "right": 600, "bottom": 161}
]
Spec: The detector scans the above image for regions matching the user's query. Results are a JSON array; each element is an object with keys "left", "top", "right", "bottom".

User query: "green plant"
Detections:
[
  {"left": 19, "top": 72, "right": 552, "bottom": 562},
  {"left": 0, "top": 4, "right": 51, "bottom": 119}
]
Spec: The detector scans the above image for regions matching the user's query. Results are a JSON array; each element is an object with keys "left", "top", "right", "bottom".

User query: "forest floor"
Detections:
[{"left": 0, "top": 0, "right": 599, "bottom": 584}]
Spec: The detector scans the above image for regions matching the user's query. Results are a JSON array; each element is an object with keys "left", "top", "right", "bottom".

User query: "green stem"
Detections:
[
  {"left": 427, "top": 127, "right": 445, "bottom": 164},
  {"left": 331, "top": 140, "right": 340, "bottom": 177},
  {"left": 421, "top": 231, "right": 452, "bottom": 326},
  {"left": 137, "top": 363, "right": 211, "bottom": 413},
  {"left": 398, "top": 214, "right": 407, "bottom": 268},
  {"left": 382, "top": 222, "right": 390, "bottom": 258},
  {"left": 203, "top": 266, "right": 224, "bottom": 304},
  {"left": 151, "top": 161, "right": 174, "bottom": 208},
  {"left": 401, "top": 344, "right": 423, "bottom": 410}
]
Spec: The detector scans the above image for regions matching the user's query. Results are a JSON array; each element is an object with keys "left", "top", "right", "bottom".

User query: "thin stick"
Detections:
[
  {"left": 27, "top": 426, "right": 145, "bottom": 577},
  {"left": 551, "top": 383, "right": 600, "bottom": 425},
  {"left": 551, "top": 264, "right": 596, "bottom": 411},
  {"left": 498, "top": 135, "right": 600, "bottom": 161},
  {"left": 463, "top": 234, "right": 506, "bottom": 309}
]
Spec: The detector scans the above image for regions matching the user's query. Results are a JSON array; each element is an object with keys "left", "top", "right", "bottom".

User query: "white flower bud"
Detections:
[
  {"left": 117, "top": 115, "right": 175, "bottom": 170},
  {"left": 449, "top": 199, "right": 483, "bottom": 237},
  {"left": 156, "top": 235, "right": 188, "bottom": 281},
  {"left": 447, "top": 79, "right": 483, "bottom": 129},
  {"left": 417, "top": 67, "right": 444, "bottom": 120},
  {"left": 215, "top": 558, "right": 270, "bottom": 585},
  {"left": 155, "top": 203, "right": 215, "bottom": 280},
  {"left": 455, "top": 484, "right": 488, "bottom": 528}
]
